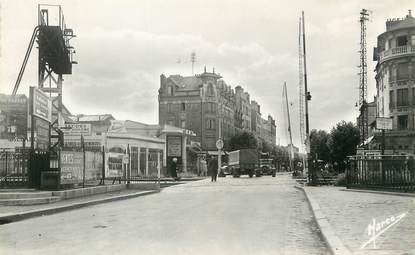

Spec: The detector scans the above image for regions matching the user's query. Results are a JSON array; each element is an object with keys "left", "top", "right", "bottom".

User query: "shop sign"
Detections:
[
  {"left": 63, "top": 123, "right": 92, "bottom": 136},
  {"left": 30, "top": 87, "right": 52, "bottom": 122}
]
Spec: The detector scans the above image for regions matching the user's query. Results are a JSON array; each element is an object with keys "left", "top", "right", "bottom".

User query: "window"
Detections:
[
  {"left": 397, "top": 35, "right": 408, "bottom": 47},
  {"left": 167, "top": 120, "right": 174, "bottom": 126},
  {"left": 389, "top": 90, "right": 394, "bottom": 109},
  {"left": 206, "top": 102, "right": 216, "bottom": 113},
  {"left": 207, "top": 83, "right": 214, "bottom": 96},
  {"left": 181, "top": 120, "right": 186, "bottom": 128},
  {"left": 167, "top": 86, "right": 173, "bottom": 96},
  {"left": 413, "top": 88, "right": 415, "bottom": 105},
  {"left": 397, "top": 88, "right": 408, "bottom": 106},
  {"left": 398, "top": 115, "right": 408, "bottom": 130},
  {"left": 388, "top": 66, "right": 394, "bottom": 82},
  {"left": 397, "top": 63, "right": 409, "bottom": 80},
  {"left": 206, "top": 119, "right": 216, "bottom": 129},
  {"left": 412, "top": 35, "right": 415, "bottom": 46},
  {"left": 181, "top": 102, "right": 186, "bottom": 111},
  {"left": 167, "top": 103, "right": 172, "bottom": 113}
]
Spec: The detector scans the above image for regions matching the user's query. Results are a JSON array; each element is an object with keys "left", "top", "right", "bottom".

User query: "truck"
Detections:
[
  {"left": 228, "top": 149, "right": 262, "bottom": 177},
  {"left": 259, "top": 152, "right": 276, "bottom": 177}
]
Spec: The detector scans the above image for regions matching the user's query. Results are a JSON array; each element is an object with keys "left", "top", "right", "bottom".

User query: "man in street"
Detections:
[{"left": 208, "top": 157, "right": 218, "bottom": 182}]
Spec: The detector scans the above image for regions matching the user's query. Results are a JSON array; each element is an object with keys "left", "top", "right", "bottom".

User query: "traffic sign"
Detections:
[{"left": 216, "top": 139, "right": 224, "bottom": 150}]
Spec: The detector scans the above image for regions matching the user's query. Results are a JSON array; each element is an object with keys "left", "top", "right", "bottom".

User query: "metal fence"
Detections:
[
  {"left": 0, "top": 149, "right": 31, "bottom": 187},
  {"left": 346, "top": 155, "right": 415, "bottom": 192}
]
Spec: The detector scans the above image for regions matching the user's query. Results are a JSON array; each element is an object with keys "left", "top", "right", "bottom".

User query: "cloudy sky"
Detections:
[{"left": 0, "top": 0, "right": 413, "bottom": 147}]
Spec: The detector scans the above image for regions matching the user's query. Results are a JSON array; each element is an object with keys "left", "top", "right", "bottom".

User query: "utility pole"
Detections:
[
  {"left": 359, "top": 9, "right": 369, "bottom": 146},
  {"left": 302, "top": 11, "right": 312, "bottom": 183},
  {"left": 283, "top": 82, "right": 294, "bottom": 172},
  {"left": 298, "top": 16, "right": 306, "bottom": 173}
]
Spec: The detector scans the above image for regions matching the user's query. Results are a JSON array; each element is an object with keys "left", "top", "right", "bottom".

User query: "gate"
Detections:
[
  {"left": 29, "top": 150, "right": 50, "bottom": 189},
  {"left": 0, "top": 149, "right": 31, "bottom": 187}
]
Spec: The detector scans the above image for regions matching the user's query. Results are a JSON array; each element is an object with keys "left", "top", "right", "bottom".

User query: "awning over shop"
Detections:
[
  {"left": 161, "top": 124, "right": 196, "bottom": 136},
  {"left": 206, "top": 150, "right": 227, "bottom": 156}
]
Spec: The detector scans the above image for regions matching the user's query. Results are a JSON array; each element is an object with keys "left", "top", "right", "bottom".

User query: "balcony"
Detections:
[{"left": 379, "top": 45, "right": 415, "bottom": 64}]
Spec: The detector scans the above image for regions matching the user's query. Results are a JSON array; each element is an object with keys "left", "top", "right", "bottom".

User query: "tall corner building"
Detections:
[
  {"left": 158, "top": 68, "right": 276, "bottom": 152},
  {"left": 374, "top": 10, "right": 415, "bottom": 152}
]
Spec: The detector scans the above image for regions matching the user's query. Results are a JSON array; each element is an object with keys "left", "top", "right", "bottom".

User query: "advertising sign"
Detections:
[
  {"left": 35, "top": 118, "right": 50, "bottom": 150},
  {"left": 63, "top": 123, "right": 91, "bottom": 136},
  {"left": 60, "top": 151, "right": 83, "bottom": 184},
  {"left": 167, "top": 136, "right": 182, "bottom": 157},
  {"left": 30, "top": 87, "right": 52, "bottom": 122},
  {"left": 85, "top": 151, "right": 103, "bottom": 181},
  {"left": 376, "top": 117, "right": 393, "bottom": 130}
]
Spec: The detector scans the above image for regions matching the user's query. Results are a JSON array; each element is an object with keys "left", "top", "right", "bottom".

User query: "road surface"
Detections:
[{"left": 0, "top": 174, "right": 328, "bottom": 255}]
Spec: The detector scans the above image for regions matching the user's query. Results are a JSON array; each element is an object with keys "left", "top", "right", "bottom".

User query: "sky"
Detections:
[{"left": 0, "top": 0, "right": 413, "bottom": 147}]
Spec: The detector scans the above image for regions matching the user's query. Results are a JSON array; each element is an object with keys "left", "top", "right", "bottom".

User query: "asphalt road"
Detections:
[{"left": 0, "top": 174, "right": 328, "bottom": 255}]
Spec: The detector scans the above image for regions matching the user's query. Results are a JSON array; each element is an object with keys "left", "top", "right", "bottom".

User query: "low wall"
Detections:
[
  {"left": 52, "top": 183, "right": 160, "bottom": 200},
  {"left": 52, "top": 184, "right": 126, "bottom": 200}
]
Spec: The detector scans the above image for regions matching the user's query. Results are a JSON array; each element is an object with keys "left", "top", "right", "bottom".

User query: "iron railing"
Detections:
[
  {"left": 0, "top": 149, "right": 31, "bottom": 187},
  {"left": 346, "top": 155, "right": 415, "bottom": 192}
]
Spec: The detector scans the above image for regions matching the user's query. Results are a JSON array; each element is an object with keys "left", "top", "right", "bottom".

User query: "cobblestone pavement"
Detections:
[
  {"left": 0, "top": 175, "right": 328, "bottom": 255},
  {"left": 304, "top": 186, "right": 415, "bottom": 255}
]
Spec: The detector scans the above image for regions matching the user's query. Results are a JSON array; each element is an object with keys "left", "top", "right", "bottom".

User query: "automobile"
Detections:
[{"left": 218, "top": 165, "right": 230, "bottom": 177}]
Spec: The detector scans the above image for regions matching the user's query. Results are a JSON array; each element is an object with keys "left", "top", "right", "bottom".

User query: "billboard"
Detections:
[
  {"left": 376, "top": 117, "right": 393, "bottom": 130},
  {"left": 167, "top": 136, "right": 182, "bottom": 157},
  {"left": 60, "top": 151, "right": 83, "bottom": 184}
]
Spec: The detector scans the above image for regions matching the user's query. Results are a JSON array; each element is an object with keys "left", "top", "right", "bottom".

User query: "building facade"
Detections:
[
  {"left": 374, "top": 11, "right": 415, "bottom": 152},
  {"left": 158, "top": 68, "right": 277, "bottom": 152}
]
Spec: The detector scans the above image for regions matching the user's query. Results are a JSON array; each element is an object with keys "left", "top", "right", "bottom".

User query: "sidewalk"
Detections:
[
  {"left": 301, "top": 186, "right": 415, "bottom": 255},
  {"left": 0, "top": 188, "right": 159, "bottom": 224}
]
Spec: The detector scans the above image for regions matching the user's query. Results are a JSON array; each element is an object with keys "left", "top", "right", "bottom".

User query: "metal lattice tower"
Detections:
[
  {"left": 298, "top": 17, "right": 306, "bottom": 153},
  {"left": 190, "top": 51, "right": 196, "bottom": 75},
  {"left": 358, "top": 9, "right": 369, "bottom": 144}
]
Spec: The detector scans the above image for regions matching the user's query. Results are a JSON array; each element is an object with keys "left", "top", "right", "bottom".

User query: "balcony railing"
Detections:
[{"left": 379, "top": 45, "right": 415, "bottom": 63}]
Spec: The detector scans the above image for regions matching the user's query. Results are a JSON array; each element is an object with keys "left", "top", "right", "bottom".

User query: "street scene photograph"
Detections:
[{"left": 0, "top": 0, "right": 414, "bottom": 254}]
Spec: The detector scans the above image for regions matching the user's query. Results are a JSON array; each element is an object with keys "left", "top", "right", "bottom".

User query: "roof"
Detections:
[
  {"left": 77, "top": 114, "right": 115, "bottom": 122},
  {"left": 169, "top": 75, "right": 202, "bottom": 90}
]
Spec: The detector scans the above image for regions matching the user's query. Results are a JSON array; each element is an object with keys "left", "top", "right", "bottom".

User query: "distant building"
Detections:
[
  {"left": 373, "top": 10, "right": 415, "bottom": 153},
  {"left": 158, "top": 68, "right": 276, "bottom": 152}
]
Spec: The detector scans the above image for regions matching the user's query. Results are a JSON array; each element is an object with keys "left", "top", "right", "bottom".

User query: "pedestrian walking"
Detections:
[
  {"left": 208, "top": 157, "right": 218, "bottom": 182},
  {"left": 171, "top": 157, "right": 178, "bottom": 180}
]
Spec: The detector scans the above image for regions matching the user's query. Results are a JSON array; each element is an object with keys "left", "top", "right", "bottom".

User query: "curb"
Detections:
[
  {"left": 341, "top": 188, "right": 415, "bottom": 197},
  {"left": 295, "top": 186, "right": 351, "bottom": 255},
  {"left": 0, "top": 190, "right": 159, "bottom": 225}
]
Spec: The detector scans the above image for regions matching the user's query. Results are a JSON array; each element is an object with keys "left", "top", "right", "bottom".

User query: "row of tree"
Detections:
[
  {"left": 224, "top": 120, "right": 360, "bottom": 173},
  {"left": 310, "top": 121, "right": 360, "bottom": 172}
]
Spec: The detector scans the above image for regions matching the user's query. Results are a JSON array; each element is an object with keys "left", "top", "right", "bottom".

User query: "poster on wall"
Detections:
[
  {"left": 167, "top": 136, "right": 182, "bottom": 157},
  {"left": 85, "top": 151, "right": 103, "bottom": 181},
  {"left": 106, "top": 152, "right": 124, "bottom": 178},
  {"left": 60, "top": 151, "right": 83, "bottom": 184}
]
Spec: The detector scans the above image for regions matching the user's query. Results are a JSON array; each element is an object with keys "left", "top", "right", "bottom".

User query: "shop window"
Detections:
[
  {"left": 397, "top": 88, "right": 408, "bottom": 106},
  {"left": 398, "top": 115, "right": 408, "bottom": 130},
  {"left": 397, "top": 35, "right": 408, "bottom": 47},
  {"left": 397, "top": 63, "right": 409, "bottom": 80}
]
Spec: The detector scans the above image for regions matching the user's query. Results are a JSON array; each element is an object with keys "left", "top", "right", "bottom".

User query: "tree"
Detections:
[
  {"left": 310, "top": 129, "right": 330, "bottom": 162},
  {"left": 327, "top": 121, "right": 360, "bottom": 172},
  {"left": 228, "top": 132, "right": 258, "bottom": 151}
]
